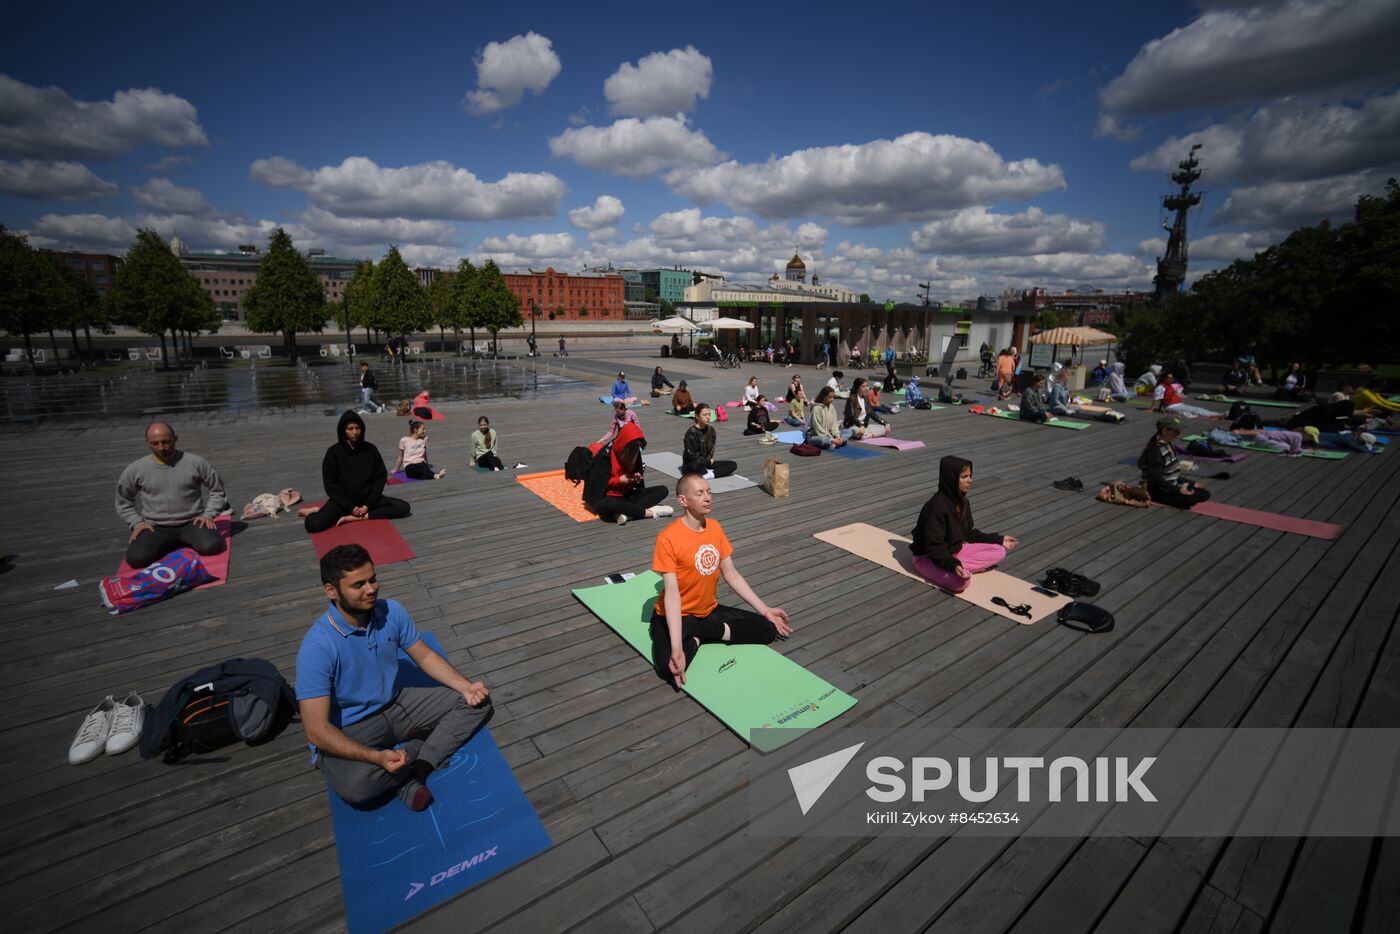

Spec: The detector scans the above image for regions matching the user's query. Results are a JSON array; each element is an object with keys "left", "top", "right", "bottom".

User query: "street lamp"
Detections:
[
  {"left": 529, "top": 300, "right": 539, "bottom": 357},
  {"left": 917, "top": 282, "right": 932, "bottom": 309}
]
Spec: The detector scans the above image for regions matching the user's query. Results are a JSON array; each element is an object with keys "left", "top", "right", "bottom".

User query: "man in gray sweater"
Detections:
[{"left": 116, "top": 422, "right": 228, "bottom": 567}]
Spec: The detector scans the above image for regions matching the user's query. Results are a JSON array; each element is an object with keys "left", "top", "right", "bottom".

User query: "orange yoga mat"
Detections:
[{"left": 515, "top": 469, "right": 597, "bottom": 522}]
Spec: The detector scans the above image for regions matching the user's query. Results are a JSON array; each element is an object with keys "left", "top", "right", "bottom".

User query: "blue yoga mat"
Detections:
[
  {"left": 599, "top": 396, "right": 641, "bottom": 408},
  {"left": 326, "top": 633, "right": 551, "bottom": 934},
  {"left": 829, "top": 443, "right": 883, "bottom": 460},
  {"left": 773, "top": 430, "right": 806, "bottom": 444}
]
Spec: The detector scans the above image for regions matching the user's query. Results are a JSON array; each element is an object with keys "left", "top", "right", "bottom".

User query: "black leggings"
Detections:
[
  {"left": 1148, "top": 484, "right": 1211, "bottom": 509},
  {"left": 682, "top": 460, "right": 737, "bottom": 478},
  {"left": 304, "top": 497, "right": 411, "bottom": 533},
  {"left": 649, "top": 605, "right": 779, "bottom": 686},
  {"left": 476, "top": 452, "right": 504, "bottom": 470},
  {"left": 404, "top": 462, "right": 437, "bottom": 480},
  {"left": 673, "top": 404, "right": 695, "bottom": 415},
  {"left": 125, "top": 521, "right": 225, "bottom": 568},
  {"left": 590, "top": 486, "right": 667, "bottom": 523}
]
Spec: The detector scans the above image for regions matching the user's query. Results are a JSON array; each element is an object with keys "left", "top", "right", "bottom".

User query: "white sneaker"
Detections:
[
  {"left": 615, "top": 514, "right": 629, "bottom": 526},
  {"left": 70, "top": 697, "right": 115, "bottom": 765},
  {"left": 703, "top": 470, "right": 715, "bottom": 479},
  {"left": 106, "top": 693, "right": 145, "bottom": 755},
  {"left": 651, "top": 505, "right": 675, "bottom": 519},
  {"left": 513, "top": 462, "right": 528, "bottom": 469}
]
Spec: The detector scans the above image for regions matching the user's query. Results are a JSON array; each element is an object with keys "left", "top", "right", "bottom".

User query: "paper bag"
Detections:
[{"left": 763, "top": 458, "right": 789, "bottom": 498}]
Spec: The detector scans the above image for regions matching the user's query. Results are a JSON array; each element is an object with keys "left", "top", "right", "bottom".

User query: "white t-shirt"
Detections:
[
  {"left": 398, "top": 436, "right": 427, "bottom": 465},
  {"left": 743, "top": 385, "right": 760, "bottom": 404}
]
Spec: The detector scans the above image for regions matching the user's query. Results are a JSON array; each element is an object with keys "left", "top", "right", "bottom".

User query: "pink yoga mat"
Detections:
[
  {"left": 1188, "top": 501, "right": 1343, "bottom": 540},
  {"left": 116, "top": 514, "right": 233, "bottom": 588},
  {"left": 856, "top": 437, "right": 926, "bottom": 451},
  {"left": 310, "top": 519, "right": 417, "bottom": 565}
]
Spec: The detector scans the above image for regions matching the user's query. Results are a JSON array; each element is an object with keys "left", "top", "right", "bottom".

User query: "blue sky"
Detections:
[{"left": 2, "top": 0, "right": 1396, "bottom": 302}]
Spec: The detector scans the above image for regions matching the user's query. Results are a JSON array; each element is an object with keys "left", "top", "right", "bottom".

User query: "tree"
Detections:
[
  {"left": 428, "top": 274, "right": 452, "bottom": 350},
  {"left": 370, "top": 246, "right": 430, "bottom": 345},
  {"left": 446, "top": 258, "right": 479, "bottom": 350},
  {"left": 0, "top": 226, "right": 48, "bottom": 366},
  {"left": 470, "top": 260, "right": 523, "bottom": 352},
  {"left": 243, "top": 228, "right": 325, "bottom": 360},
  {"left": 657, "top": 297, "right": 675, "bottom": 317},
  {"left": 343, "top": 259, "right": 375, "bottom": 346},
  {"left": 108, "top": 229, "right": 208, "bottom": 369},
  {"left": 858, "top": 293, "right": 872, "bottom": 303}
]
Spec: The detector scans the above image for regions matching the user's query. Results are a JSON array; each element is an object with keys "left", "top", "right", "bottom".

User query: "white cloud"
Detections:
[
  {"left": 568, "top": 107, "right": 591, "bottom": 127},
  {"left": 604, "top": 46, "right": 713, "bottom": 117},
  {"left": 131, "top": 178, "right": 214, "bottom": 215},
  {"left": 1100, "top": 0, "right": 1400, "bottom": 115},
  {"left": 587, "top": 227, "right": 620, "bottom": 244},
  {"left": 1137, "top": 229, "right": 1281, "bottom": 262},
  {"left": 299, "top": 205, "right": 457, "bottom": 246},
  {"left": 1212, "top": 170, "right": 1390, "bottom": 227},
  {"left": 549, "top": 116, "right": 722, "bottom": 177},
  {"left": 0, "top": 159, "right": 117, "bottom": 200},
  {"left": 143, "top": 153, "right": 193, "bottom": 173},
  {"left": 475, "top": 232, "right": 578, "bottom": 271},
  {"left": 1094, "top": 113, "right": 1141, "bottom": 143},
  {"left": 397, "top": 245, "right": 462, "bottom": 269},
  {"left": 666, "top": 132, "right": 1065, "bottom": 225},
  {"left": 462, "top": 32, "right": 561, "bottom": 116},
  {"left": 1130, "top": 91, "right": 1400, "bottom": 183},
  {"left": 28, "top": 213, "right": 138, "bottom": 251},
  {"left": 249, "top": 155, "right": 565, "bottom": 220},
  {"left": 0, "top": 73, "right": 208, "bottom": 160},
  {"left": 568, "top": 194, "right": 625, "bottom": 229},
  {"left": 911, "top": 207, "right": 1105, "bottom": 255}
]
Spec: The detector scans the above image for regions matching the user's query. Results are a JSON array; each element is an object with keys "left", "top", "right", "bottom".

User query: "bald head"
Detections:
[
  {"left": 144, "top": 422, "right": 177, "bottom": 462},
  {"left": 676, "top": 472, "right": 706, "bottom": 498}
]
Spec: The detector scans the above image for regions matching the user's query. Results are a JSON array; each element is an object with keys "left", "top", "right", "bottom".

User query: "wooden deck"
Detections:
[{"left": 2, "top": 351, "right": 1397, "bottom": 934}]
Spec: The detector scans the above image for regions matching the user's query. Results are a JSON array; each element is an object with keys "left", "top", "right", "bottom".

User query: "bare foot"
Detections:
[{"left": 297, "top": 506, "right": 318, "bottom": 518}]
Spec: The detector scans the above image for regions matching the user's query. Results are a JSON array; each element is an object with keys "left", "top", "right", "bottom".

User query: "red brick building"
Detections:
[
  {"left": 43, "top": 250, "right": 122, "bottom": 296},
  {"left": 503, "top": 268, "right": 625, "bottom": 320}
]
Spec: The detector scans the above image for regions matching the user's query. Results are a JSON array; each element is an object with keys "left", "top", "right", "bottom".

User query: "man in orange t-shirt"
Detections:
[{"left": 650, "top": 473, "right": 793, "bottom": 686}]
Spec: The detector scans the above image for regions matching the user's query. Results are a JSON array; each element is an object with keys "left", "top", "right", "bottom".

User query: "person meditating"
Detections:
[
  {"left": 586, "top": 422, "right": 673, "bottom": 526},
  {"left": 471, "top": 415, "right": 506, "bottom": 471},
  {"left": 807, "top": 386, "right": 846, "bottom": 448},
  {"left": 1139, "top": 416, "right": 1210, "bottom": 508},
  {"left": 682, "top": 404, "right": 737, "bottom": 479},
  {"left": 303, "top": 411, "right": 411, "bottom": 532},
  {"left": 392, "top": 420, "right": 447, "bottom": 480},
  {"left": 909, "top": 455, "right": 1018, "bottom": 593},
  {"left": 671, "top": 380, "right": 696, "bottom": 415},
  {"left": 296, "top": 544, "right": 492, "bottom": 811},
  {"left": 612, "top": 372, "right": 643, "bottom": 405},
  {"left": 744, "top": 395, "right": 780, "bottom": 435},
  {"left": 116, "top": 421, "right": 229, "bottom": 568},
  {"left": 843, "top": 378, "right": 889, "bottom": 438},
  {"left": 650, "top": 367, "right": 675, "bottom": 398},
  {"left": 650, "top": 473, "right": 793, "bottom": 686}
]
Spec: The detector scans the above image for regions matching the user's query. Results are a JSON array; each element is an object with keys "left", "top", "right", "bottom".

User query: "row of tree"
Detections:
[
  {"left": 1119, "top": 178, "right": 1400, "bottom": 377},
  {"left": 0, "top": 224, "right": 529, "bottom": 367}
]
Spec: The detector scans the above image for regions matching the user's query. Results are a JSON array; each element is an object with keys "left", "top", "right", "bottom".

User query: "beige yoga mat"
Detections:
[{"left": 813, "top": 522, "right": 1070, "bottom": 625}]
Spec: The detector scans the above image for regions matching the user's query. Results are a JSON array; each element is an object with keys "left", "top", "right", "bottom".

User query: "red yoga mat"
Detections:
[
  {"left": 116, "top": 514, "right": 233, "bottom": 588},
  {"left": 1189, "top": 501, "right": 1343, "bottom": 540},
  {"left": 310, "top": 519, "right": 417, "bottom": 565}
]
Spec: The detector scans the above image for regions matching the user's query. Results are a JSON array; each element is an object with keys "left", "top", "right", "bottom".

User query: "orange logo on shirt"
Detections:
[{"left": 695, "top": 544, "right": 721, "bottom": 576}]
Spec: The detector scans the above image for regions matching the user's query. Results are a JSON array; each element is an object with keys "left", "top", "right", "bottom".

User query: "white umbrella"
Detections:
[
  {"left": 707, "top": 316, "right": 755, "bottom": 330},
  {"left": 652, "top": 316, "right": 700, "bottom": 332}
]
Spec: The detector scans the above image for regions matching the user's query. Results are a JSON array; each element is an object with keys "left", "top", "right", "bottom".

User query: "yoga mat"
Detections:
[
  {"left": 115, "top": 513, "right": 233, "bottom": 589},
  {"left": 311, "top": 518, "right": 417, "bottom": 565},
  {"left": 1188, "top": 501, "right": 1343, "bottom": 540},
  {"left": 829, "top": 442, "right": 883, "bottom": 460},
  {"left": 773, "top": 430, "right": 806, "bottom": 444},
  {"left": 573, "top": 573, "right": 857, "bottom": 752},
  {"left": 1181, "top": 435, "right": 1349, "bottom": 460},
  {"left": 1196, "top": 395, "right": 1301, "bottom": 409},
  {"left": 599, "top": 396, "right": 641, "bottom": 408},
  {"left": 387, "top": 470, "right": 420, "bottom": 485},
  {"left": 515, "top": 469, "right": 596, "bottom": 522},
  {"left": 981, "top": 409, "right": 1092, "bottom": 430},
  {"left": 642, "top": 452, "right": 758, "bottom": 493},
  {"left": 407, "top": 407, "right": 447, "bottom": 420},
  {"left": 327, "top": 633, "right": 551, "bottom": 934},
  {"left": 670, "top": 410, "right": 696, "bottom": 418},
  {"left": 857, "top": 436, "right": 926, "bottom": 451},
  {"left": 812, "top": 523, "right": 1070, "bottom": 626}
]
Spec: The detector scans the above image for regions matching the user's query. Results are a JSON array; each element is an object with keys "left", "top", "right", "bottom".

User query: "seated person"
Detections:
[
  {"left": 784, "top": 392, "right": 806, "bottom": 427},
  {"left": 843, "top": 378, "right": 889, "bottom": 438},
  {"left": 471, "top": 415, "right": 505, "bottom": 471},
  {"left": 1019, "top": 374, "right": 1052, "bottom": 423},
  {"left": 650, "top": 367, "right": 675, "bottom": 397},
  {"left": 1135, "top": 364, "right": 1162, "bottom": 394},
  {"left": 611, "top": 372, "right": 641, "bottom": 405},
  {"left": 784, "top": 374, "right": 807, "bottom": 404},
  {"left": 393, "top": 420, "right": 447, "bottom": 480},
  {"left": 1275, "top": 362, "right": 1309, "bottom": 400},
  {"left": 650, "top": 473, "right": 792, "bottom": 686},
  {"left": 867, "top": 383, "right": 897, "bottom": 415},
  {"left": 744, "top": 395, "right": 780, "bottom": 434},
  {"left": 1047, "top": 370, "right": 1077, "bottom": 416},
  {"left": 882, "top": 365, "right": 902, "bottom": 393},
  {"left": 905, "top": 374, "right": 925, "bottom": 405},
  {"left": 825, "top": 370, "right": 845, "bottom": 394},
  {"left": 303, "top": 411, "right": 411, "bottom": 533},
  {"left": 296, "top": 544, "right": 492, "bottom": 811},
  {"left": 909, "top": 455, "right": 1018, "bottom": 593},
  {"left": 1089, "top": 360, "right": 1109, "bottom": 386},
  {"left": 585, "top": 422, "right": 673, "bottom": 526},
  {"left": 743, "top": 376, "right": 761, "bottom": 407},
  {"left": 1156, "top": 373, "right": 1224, "bottom": 419},
  {"left": 806, "top": 387, "right": 846, "bottom": 448},
  {"left": 1098, "top": 362, "right": 1130, "bottom": 403},
  {"left": 682, "top": 404, "right": 737, "bottom": 478},
  {"left": 411, "top": 390, "right": 436, "bottom": 420},
  {"left": 1222, "top": 365, "right": 1250, "bottom": 394},
  {"left": 671, "top": 380, "right": 696, "bottom": 415},
  {"left": 597, "top": 399, "right": 640, "bottom": 445},
  {"left": 1237, "top": 344, "right": 1264, "bottom": 385},
  {"left": 116, "top": 421, "right": 228, "bottom": 568},
  {"left": 1139, "top": 417, "right": 1210, "bottom": 508}
]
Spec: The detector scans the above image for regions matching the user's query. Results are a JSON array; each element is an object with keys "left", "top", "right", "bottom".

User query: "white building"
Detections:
[{"left": 683, "top": 252, "right": 858, "bottom": 304}]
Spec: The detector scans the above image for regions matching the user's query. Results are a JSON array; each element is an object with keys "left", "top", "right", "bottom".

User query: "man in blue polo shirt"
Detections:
[{"left": 296, "top": 544, "right": 492, "bottom": 811}]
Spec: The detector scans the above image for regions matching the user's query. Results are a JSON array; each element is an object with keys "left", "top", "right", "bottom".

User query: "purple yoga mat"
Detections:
[{"left": 856, "top": 437, "right": 926, "bottom": 451}]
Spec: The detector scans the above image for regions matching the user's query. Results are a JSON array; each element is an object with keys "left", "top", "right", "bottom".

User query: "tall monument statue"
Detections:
[{"left": 1153, "top": 144, "right": 1204, "bottom": 305}]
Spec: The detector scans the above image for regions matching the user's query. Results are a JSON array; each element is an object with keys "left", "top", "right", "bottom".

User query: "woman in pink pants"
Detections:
[{"left": 909, "top": 455, "right": 1019, "bottom": 592}]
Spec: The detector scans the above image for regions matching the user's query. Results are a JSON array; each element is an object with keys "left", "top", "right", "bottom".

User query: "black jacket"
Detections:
[
  {"left": 321, "top": 410, "right": 388, "bottom": 510},
  {"left": 682, "top": 424, "right": 716, "bottom": 474},
  {"left": 910, "top": 455, "right": 1001, "bottom": 570},
  {"left": 140, "top": 657, "right": 295, "bottom": 760},
  {"left": 843, "top": 390, "right": 888, "bottom": 429},
  {"left": 359, "top": 368, "right": 377, "bottom": 390}
]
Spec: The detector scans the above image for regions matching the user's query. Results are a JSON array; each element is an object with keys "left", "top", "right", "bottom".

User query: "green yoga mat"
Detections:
[
  {"left": 573, "top": 572, "right": 857, "bottom": 753},
  {"left": 983, "top": 410, "right": 1092, "bottom": 430},
  {"left": 1182, "top": 434, "right": 1350, "bottom": 460},
  {"left": 1196, "top": 395, "right": 1300, "bottom": 409}
]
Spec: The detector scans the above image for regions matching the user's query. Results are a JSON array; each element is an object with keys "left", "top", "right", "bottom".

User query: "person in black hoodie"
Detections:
[
  {"left": 909, "top": 455, "right": 1018, "bottom": 592},
  {"left": 303, "top": 410, "right": 411, "bottom": 533},
  {"left": 682, "top": 404, "right": 737, "bottom": 478}
]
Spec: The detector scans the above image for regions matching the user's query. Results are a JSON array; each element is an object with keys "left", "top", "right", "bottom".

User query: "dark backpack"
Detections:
[
  {"left": 912, "top": 399, "right": 934, "bottom": 410},
  {"left": 579, "top": 442, "right": 614, "bottom": 512},
  {"left": 144, "top": 658, "right": 296, "bottom": 763},
  {"left": 1187, "top": 439, "right": 1219, "bottom": 457},
  {"left": 790, "top": 443, "right": 821, "bottom": 456},
  {"left": 1057, "top": 602, "right": 1114, "bottom": 633},
  {"left": 564, "top": 445, "right": 594, "bottom": 482}
]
